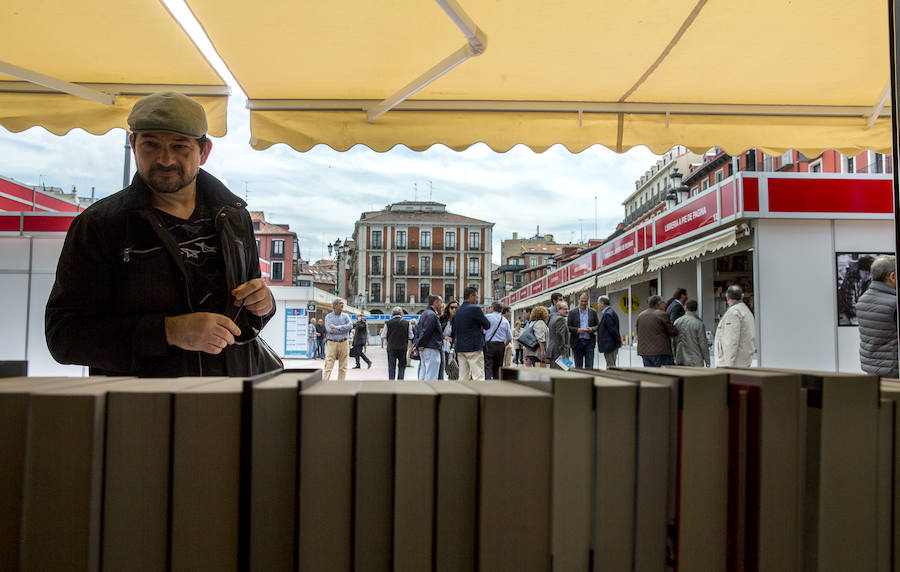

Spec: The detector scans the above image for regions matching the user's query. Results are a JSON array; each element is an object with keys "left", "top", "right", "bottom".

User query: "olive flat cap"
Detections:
[{"left": 127, "top": 92, "right": 208, "bottom": 138}]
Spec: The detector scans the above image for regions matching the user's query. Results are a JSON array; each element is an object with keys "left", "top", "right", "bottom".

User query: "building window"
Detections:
[
  {"left": 444, "top": 283, "right": 455, "bottom": 301},
  {"left": 715, "top": 169, "right": 724, "bottom": 183},
  {"left": 875, "top": 153, "right": 884, "bottom": 174},
  {"left": 445, "top": 258, "right": 456, "bottom": 276},
  {"left": 395, "top": 282, "right": 406, "bottom": 303},
  {"left": 421, "top": 230, "right": 431, "bottom": 249},
  {"left": 530, "top": 256, "right": 538, "bottom": 266},
  {"left": 745, "top": 150, "right": 756, "bottom": 171},
  {"left": 271, "top": 239, "right": 284, "bottom": 259},
  {"left": 255, "top": 239, "right": 260, "bottom": 252},
  {"left": 395, "top": 259, "right": 406, "bottom": 275},
  {"left": 371, "top": 255, "right": 382, "bottom": 275},
  {"left": 420, "top": 256, "right": 431, "bottom": 276},
  {"left": 396, "top": 230, "right": 407, "bottom": 248},
  {"left": 252, "top": 221, "right": 260, "bottom": 230},
  {"left": 468, "top": 258, "right": 480, "bottom": 277},
  {"left": 371, "top": 282, "right": 381, "bottom": 303},
  {"left": 271, "top": 261, "right": 284, "bottom": 282},
  {"left": 297, "top": 279, "right": 312, "bottom": 287},
  {"left": 808, "top": 159, "right": 822, "bottom": 173},
  {"left": 701, "top": 179, "right": 709, "bottom": 191},
  {"left": 468, "top": 231, "right": 480, "bottom": 250},
  {"left": 445, "top": 231, "right": 456, "bottom": 249},
  {"left": 781, "top": 150, "right": 793, "bottom": 167},
  {"left": 371, "top": 230, "right": 382, "bottom": 249},
  {"left": 420, "top": 283, "right": 430, "bottom": 301},
  {"left": 846, "top": 156, "right": 855, "bottom": 173}
]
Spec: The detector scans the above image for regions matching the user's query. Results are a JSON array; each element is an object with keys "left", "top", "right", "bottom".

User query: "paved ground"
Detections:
[{"left": 283, "top": 343, "right": 419, "bottom": 380}]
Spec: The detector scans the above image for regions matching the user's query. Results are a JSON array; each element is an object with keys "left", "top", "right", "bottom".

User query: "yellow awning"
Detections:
[
  {"left": 0, "top": 0, "right": 229, "bottom": 136},
  {"left": 187, "top": 0, "right": 891, "bottom": 154},
  {"left": 596, "top": 259, "right": 647, "bottom": 289}
]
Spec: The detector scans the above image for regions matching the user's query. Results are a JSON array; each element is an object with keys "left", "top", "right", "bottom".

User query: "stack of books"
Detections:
[{"left": 0, "top": 366, "right": 890, "bottom": 571}]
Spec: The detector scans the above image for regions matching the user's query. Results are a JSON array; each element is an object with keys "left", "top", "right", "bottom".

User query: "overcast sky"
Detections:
[{"left": 0, "top": 1, "right": 663, "bottom": 264}]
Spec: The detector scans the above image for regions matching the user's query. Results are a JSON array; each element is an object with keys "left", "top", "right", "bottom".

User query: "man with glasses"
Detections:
[{"left": 46, "top": 92, "right": 277, "bottom": 377}]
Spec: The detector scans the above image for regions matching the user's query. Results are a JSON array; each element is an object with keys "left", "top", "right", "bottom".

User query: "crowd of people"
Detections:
[{"left": 314, "top": 278, "right": 762, "bottom": 381}]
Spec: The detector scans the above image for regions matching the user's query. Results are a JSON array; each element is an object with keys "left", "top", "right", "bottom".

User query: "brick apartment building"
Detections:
[
  {"left": 250, "top": 211, "right": 298, "bottom": 286},
  {"left": 348, "top": 201, "right": 494, "bottom": 314}
]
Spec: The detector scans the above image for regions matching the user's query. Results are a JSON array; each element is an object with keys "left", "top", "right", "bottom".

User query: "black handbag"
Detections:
[
  {"left": 409, "top": 346, "right": 420, "bottom": 361},
  {"left": 517, "top": 323, "right": 539, "bottom": 350}
]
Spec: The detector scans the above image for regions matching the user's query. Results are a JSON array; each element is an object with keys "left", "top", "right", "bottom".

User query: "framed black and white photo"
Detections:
[{"left": 836, "top": 252, "right": 889, "bottom": 326}]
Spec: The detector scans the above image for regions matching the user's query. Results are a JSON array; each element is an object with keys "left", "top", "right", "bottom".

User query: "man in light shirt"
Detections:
[
  {"left": 323, "top": 298, "right": 353, "bottom": 379},
  {"left": 483, "top": 301, "right": 512, "bottom": 379}
]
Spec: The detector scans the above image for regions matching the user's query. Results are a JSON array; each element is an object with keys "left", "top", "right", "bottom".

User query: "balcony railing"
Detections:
[
  {"left": 371, "top": 241, "right": 383, "bottom": 249},
  {"left": 467, "top": 243, "right": 481, "bottom": 251},
  {"left": 395, "top": 268, "right": 406, "bottom": 276},
  {"left": 445, "top": 270, "right": 456, "bottom": 276},
  {"left": 420, "top": 244, "right": 431, "bottom": 250},
  {"left": 468, "top": 271, "right": 481, "bottom": 277},
  {"left": 395, "top": 243, "right": 407, "bottom": 250}
]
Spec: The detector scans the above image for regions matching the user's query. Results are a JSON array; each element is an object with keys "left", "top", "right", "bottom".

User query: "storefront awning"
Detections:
[
  {"left": 646, "top": 226, "right": 740, "bottom": 272},
  {"left": 596, "top": 259, "right": 646, "bottom": 289},
  {"left": 184, "top": 0, "right": 890, "bottom": 155},
  {"left": 0, "top": 0, "right": 229, "bottom": 136},
  {"left": 558, "top": 276, "right": 597, "bottom": 297}
]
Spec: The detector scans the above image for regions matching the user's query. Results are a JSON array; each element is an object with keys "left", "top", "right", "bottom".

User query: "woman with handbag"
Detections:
[
  {"left": 512, "top": 320, "right": 524, "bottom": 364},
  {"left": 522, "top": 305, "right": 549, "bottom": 367},
  {"left": 440, "top": 299, "right": 459, "bottom": 380}
]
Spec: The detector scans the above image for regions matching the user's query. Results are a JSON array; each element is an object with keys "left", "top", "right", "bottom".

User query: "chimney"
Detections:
[{"left": 512, "top": 232, "right": 518, "bottom": 239}]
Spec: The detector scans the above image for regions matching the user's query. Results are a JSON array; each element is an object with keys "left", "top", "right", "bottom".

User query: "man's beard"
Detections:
[{"left": 140, "top": 164, "right": 197, "bottom": 194}]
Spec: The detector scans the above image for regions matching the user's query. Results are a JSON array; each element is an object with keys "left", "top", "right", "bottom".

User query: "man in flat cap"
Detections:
[{"left": 46, "top": 92, "right": 280, "bottom": 377}]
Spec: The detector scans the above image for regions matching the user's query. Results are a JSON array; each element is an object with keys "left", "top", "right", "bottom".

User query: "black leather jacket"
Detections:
[{"left": 45, "top": 169, "right": 277, "bottom": 377}]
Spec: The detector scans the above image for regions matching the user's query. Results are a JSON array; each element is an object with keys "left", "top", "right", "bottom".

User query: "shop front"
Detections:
[{"left": 504, "top": 172, "right": 894, "bottom": 371}]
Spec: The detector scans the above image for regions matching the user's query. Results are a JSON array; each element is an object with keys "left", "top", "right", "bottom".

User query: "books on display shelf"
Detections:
[
  {"left": 103, "top": 377, "right": 228, "bottom": 572},
  {"left": 461, "top": 380, "right": 553, "bottom": 572},
  {"left": 604, "top": 367, "right": 730, "bottom": 572},
  {"left": 501, "top": 366, "right": 594, "bottom": 572},
  {"left": 879, "top": 382, "right": 900, "bottom": 572},
  {"left": 424, "top": 380, "right": 479, "bottom": 572},
  {"left": 392, "top": 381, "right": 438, "bottom": 571},
  {"left": 298, "top": 381, "right": 361, "bottom": 571},
  {"left": 754, "top": 368, "right": 879, "bottom": 572},
  {"left": 722, "top": 369, "right": 804, "bottom": 572},
  {"left": 877, "top": 398, "right": 893, "bottom": 572},
  {"left": 169, "top": 378, "right": 244, "bottom": 572},
  {"left": 354, "top": 381, "right": 396, "bottom": 572},
  {"left": 1, "top": 376, "right": 133, "bottom": 569},
  {"left": 18, "top": 377, "right": 145, "bottom": 571},
  {"left": 591, "top": 376, "right": 638, "bottom": 571},
  {"left": 240, "top": 369, "right": 321, "bottom": 572}
]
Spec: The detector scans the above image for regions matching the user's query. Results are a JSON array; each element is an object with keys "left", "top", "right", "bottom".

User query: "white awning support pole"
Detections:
[
  {"left": 0, "top": 61, "right": 115, "bottom": 105},
  {"left": 868, "top": 81, "right": 891, "bottom": 128},
  {"left": 366, "top": 0, "right": 487, "bottom": 121}
]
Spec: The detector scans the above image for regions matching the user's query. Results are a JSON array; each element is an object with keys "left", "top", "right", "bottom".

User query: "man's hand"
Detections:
[
  {"left": 165, "top": 312, "right": 241, "bottom": 354},
  {"left": 232, "top": 279, "right": 273, "bottom": 316}
]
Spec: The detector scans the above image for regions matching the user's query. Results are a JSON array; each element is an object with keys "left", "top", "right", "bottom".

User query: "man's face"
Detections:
[
  {"left": 433, "top": 297, "right": 443, "bottom": 311},
  {"left": 579, "top": 294, "right": 588, "bottom": 309},
  {"left": 558, "top": 303, "right": 569, "bottom": 316},
  {"left": 334, "top": 301, "right": 344, "bottom": 313},
  {"left": 317, "top": 319, "right": 324, "bottom": 325},
  {"left": 597, "top": 299, "right": 607, "bottom": 310},
  {"left": 657, "top": 300, "right": 667, "bottom": 310},
  {"left": 131, "top": 132, "right": 211, "bottom": 194},
  {"left": 679, "top": 293, "right": 688, "bottom": 303}
]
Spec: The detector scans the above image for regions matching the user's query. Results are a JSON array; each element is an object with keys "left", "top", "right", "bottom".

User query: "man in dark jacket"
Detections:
[
  {"left": 666, "top": 288, "right": 688, "bottom": 323},
  {"left": 382, "top": 307, "right": 413, "bottom": 379},
  {"left": 351, "top": 317, "right": 372, "bottom": 369},
  {"left": 857, "top": 255, "right": 899, "bottom": 377},
  {"left": 567, "top": 293, "right": 599, "bottom": 368},
  {"left": 315, "top": 318, "right": 326, "bottom": 358},
  {"left": 635, "top": 295, "right": 677, "bottom": 367},
  {"left": 548, "top": 301, "right": 571, "bottom": 367},
  {"left": 454, "top": 287, "right": 491, "bottom": 380},
  {"left": 415, "top": 295, "right": 444, "bottom": 380},
  {"left": 596, "top": 295, "right": 622, "bottom": 367},
  {"left": 45, "top": 92, "right": 277, "bottom": 377}
]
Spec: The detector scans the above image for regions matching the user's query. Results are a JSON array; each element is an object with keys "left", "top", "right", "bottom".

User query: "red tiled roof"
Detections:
[{"left": 361, "top": 211, "right": 491, "bottom": 224}]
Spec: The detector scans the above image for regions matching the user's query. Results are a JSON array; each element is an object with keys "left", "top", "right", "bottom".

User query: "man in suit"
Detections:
[
  {"left": 596, "top": 295, "right": 622, "bottom": 367},
  {"left": 567, "top": 292, "right": 599, "bottom": 368},
  {"left": 547, "top": 301, "right": 571, "bottom": 368},
  {"left": 454, "top": 287, "right": 491, "bottom": 380},
  {"left": 666, "top": 288, "right": 688, "bottom": 323}
]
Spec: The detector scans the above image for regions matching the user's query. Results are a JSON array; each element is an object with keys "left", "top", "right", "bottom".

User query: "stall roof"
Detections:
[
  {"left": 0, "top": 0, "right": 229, "bottom": 136},
  {"left": 646, "top": 226, "right": 739, "bottom": 272},
  {"left": 185, "top": 0, "right": 891, "bottom": 155}
]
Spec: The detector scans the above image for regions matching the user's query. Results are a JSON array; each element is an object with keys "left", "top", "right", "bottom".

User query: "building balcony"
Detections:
[
  {"left": 371, "top": 242, "right": 383, "bottom": 249},
  {"left": 444, "top": 270, "right": 456, "bottom": 277},
  {"left": 468, "top": 272, "right": 481, "bottom": 278},
  {"left": 395, "top": 244, "right": 407, "bottom": 250},
  {"left": 370, "top": 268, "right": 383, "bottom": 276},
  {"left": 395, "top": 269, "right": 406, "bottom": 276}
]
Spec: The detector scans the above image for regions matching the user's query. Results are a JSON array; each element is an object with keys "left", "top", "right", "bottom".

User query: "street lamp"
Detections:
[
  {"left": 327, "top": 238, "right": 350, "bottom": 297},
  {"left": 667, "top": 167, "right": 690, "bottom": 208}
]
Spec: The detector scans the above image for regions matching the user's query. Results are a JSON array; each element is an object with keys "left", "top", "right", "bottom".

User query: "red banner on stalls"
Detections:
[
  {"left": 599, "top": 232, "right": 637, "bottom": 266},
  {"left": 569, "top": 252, "right": 593, "bottom": 279},
  {"left": 654, "top": 191, "right": 718, "bottom": 245}
]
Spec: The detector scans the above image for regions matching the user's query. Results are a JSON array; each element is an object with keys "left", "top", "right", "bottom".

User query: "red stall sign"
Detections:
[
  {"left": 600, "top": 232, "right": 637, "bottom": 266},
  {"left": 654, "top": 191, "right": 718, "bottom": 245},
  {"left": 569, "top": 252, "right": 593, "bottom": 279}
]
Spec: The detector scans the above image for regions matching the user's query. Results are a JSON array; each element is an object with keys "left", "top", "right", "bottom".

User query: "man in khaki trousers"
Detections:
[{"left": 323, "top": 298, "right": 353, "bottom": 379}]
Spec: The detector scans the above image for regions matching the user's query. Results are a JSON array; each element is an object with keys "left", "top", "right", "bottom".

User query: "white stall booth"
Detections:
[{"left": 505, "top": 172, "right": 894, "bottom": 371}]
